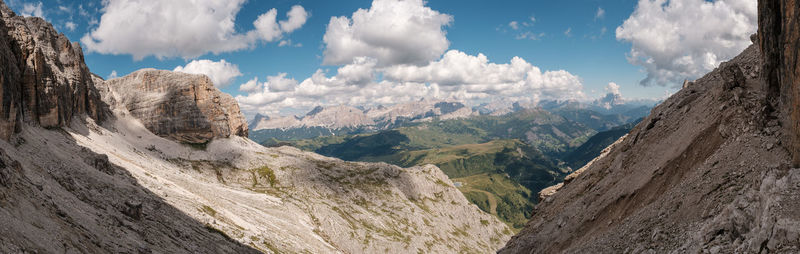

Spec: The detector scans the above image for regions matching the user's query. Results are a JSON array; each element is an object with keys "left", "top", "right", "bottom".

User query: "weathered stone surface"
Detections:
[
  {"left": 758, "top": 0, "right": 800, "bottom": 166},
  {"left": 0, "top": 1, "right": 105, "bottom": 140},
  {"left": 105, "top": 69, "right": 247, "bottom": 144}
]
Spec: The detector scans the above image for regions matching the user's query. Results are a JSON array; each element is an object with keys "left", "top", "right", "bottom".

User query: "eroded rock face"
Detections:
[
  {"left": 759, "top": 0, "right": 800, "bottom": 166},
  {"left": 0, "top": 2, "right": 105, "bottom": 140},
  {"left": 105, "top": 69, "right": 247, "bottom": 144}
]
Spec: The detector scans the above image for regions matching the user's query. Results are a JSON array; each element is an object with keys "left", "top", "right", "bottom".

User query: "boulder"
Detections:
[{"left": 106, "top": 69, "right": 248, "bottom": 144}]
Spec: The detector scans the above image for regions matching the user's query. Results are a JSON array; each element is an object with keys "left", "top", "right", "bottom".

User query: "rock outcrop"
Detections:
[
  {"left": 0, "top": 2, "right": 105, "bottom": 140},
  {"left": 758, "top": 0, "right": 800, "bottom": 166},
  {"left": 105, "top": 69, "right": 247, "bottom": 144}
]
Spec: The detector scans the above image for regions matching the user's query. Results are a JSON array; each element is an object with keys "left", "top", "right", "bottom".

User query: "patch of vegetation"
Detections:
[
  {"left": 252, "top": 166, "right": 278, "bottom": 187},
  {"left": 434, "top": 179, "right": 450, "bottom": 187},
  {"left": 184, "top": 141, "right": 210, "bottom": 151},
  {"left": 200, "top": 205, "right": 217, "bottom": 217},
  {"left": 204, "top": 224, "right": 233, "bottom": 241},
  {"left": 262, "top": 240, "right": 283, "bottom": 254},
  {"left": 455, "top": 173, "right": 535, "bottom": 230}
]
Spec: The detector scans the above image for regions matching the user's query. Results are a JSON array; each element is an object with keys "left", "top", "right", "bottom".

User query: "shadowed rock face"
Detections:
[
  {"left": 758, "top": 0, "right": 800, "bottom": 166},
  {"left": 105, "top": 69, "right": 248, "bottom": 144},
  {"left": 0, "top": 2, "right": 105, "bottom": 140}
]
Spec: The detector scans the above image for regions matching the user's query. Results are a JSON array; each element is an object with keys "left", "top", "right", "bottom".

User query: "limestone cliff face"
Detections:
[
  {"left": 0, "top": 2, "right": 105, "bottom": 140},
  {"left": 105, "top": 69, "right": 248, "bottom": 144},
  {"left": 758, "top": 0, "right": 800, "bottom": 166}
]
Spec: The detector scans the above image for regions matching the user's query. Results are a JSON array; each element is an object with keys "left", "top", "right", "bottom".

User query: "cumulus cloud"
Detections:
[
  {"left": 322, "top": 0, "right": 453, "bottom": 66},
  {"left": 616, "top": 0, "right": 757, "bottom": 86},
  {"left": 605, "top": 82, "right": 621, "bottom": 95},
  {"left": 386, "top": 50, "right": 584, "bottom": 100},
  {"left": 509, "top": 21, "right": 519, "bottom": 30},
  {"left": 108, "top": 70, "right": 118, "bottom": 79},
  {"left": 81, "top": 0, "right": 308, "bottom": 60},
  {"left": 280, "top": 5, "right": 310, "bottom": 33},
  {"left": 266, "top": 73, "right": 299, "bottom": 92},
  {"left": 239, "top": 77, "right": 263, "bottom": 93},
  {"left": 173, "top": 59, "right": 242, "bottom": 87}
]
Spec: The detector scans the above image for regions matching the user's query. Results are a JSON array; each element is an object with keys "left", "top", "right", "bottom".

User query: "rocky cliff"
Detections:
[
  {"left": 759, "top": 0, "right": 800, "bottom": 166},
  {"left": 104, "top": 69, "right": 248, "bottom": 144},
  {"left": 0, "top": 2, "right": 105, "bottom": 140},
  {"left": 500, "top": 1, "right": 800, "bottom": 253}
]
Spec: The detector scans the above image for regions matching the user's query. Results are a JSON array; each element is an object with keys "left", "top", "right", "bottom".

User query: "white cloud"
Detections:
[
  {"left": 173, "top": 59, "right": 242, "bottom": 87},
  {"left": 385, "top": 50, "right": 584, "bottom": 101},
  {"left": 280, "top": 5, "right": 310, "bottom": 33},
  {"left": 20, "top": 2, "right": 44, "bottom": 19},
  {"left": 108, "top": 70, "right": 118, "bottom": 79},
  {"left": 595, "top": 7, "right": 605, "bottom": 20},
  {"left": 64, "top": 21, "right": 76, "bottom": 31},
  {"left": 322, "top": 0, "right": 453, "bottom": 66},
  {"left": 605, "top": 82, "right": 621, "bottom": 95},
  {"left": 81, "top": 0, "right": 308, "bottom": 60},
  {"left": 564, "top": 27, "right": 572, "bottom": 37},
  {"left": 253, "top": 9, "right": 283, "bottom": 42},
  {"left": 616, "top": 0, "right": 757, "bottom": 86},
  {"left": 266, "top": 73, "right": 299, "bottom": 92},
  {"left": 509, "top": 21, "right": 519, "bottom": 30},
  {"left": 239, "top": 77, "right": 263, "bottom": 93}
]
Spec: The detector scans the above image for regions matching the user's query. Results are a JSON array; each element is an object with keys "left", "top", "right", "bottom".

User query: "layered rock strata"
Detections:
[{"left": 105, "top": 69, "right": 248, "bottom": 144}]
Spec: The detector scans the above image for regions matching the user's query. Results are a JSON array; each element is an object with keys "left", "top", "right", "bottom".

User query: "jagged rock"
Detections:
[
  {"left": 721, "top": 63, "right": 745, "bottom": 91},
  {"left": 0, "top": 2, "right": 105, "bottom": 140},
  {"left": 538, "top": 183, "right": 562, "bottom": 202},
  {"left": 84, "top": 151, "right": 113, "bottom": 175},
  {"left": 122, "top": 200, "right": 143, "bottom": 220},
  {"left": 682, "top": 79, "right": 692, "bottom": 89},
  {"left": 758, "top": 0, "right": 800, "bottom": 166},
  {"left": 105, "top": 69, "right": 248, "bottom": 144}
]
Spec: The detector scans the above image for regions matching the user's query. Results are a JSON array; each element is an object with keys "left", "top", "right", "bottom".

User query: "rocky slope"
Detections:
[
  {"left": 0, "top": 2, "right": 511, "bottom": 253},
  {"left": 500, "top": 4, "right": 800, "bottom": 252},
  {"left": 0, "top": 3, "right": 105, "bottom": 140},
  {"left": 105, "top": 69, "right": 248, "bottom": 144}
]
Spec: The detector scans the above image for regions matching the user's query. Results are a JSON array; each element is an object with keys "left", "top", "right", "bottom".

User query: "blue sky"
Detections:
[{"left": 6, "top": 0, "right": 757, "bottom": 116}]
